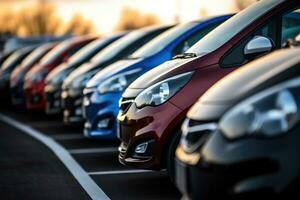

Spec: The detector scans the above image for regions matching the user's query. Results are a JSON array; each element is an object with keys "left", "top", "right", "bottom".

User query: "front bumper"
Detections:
[
  {"left": 61, "top": 89, "right": 84, "bottom": 124},
  {"left": 83, "top": 90, "right": 122, "bottom": 140},
  {"left": 10, "top": 83, "right": 25, "bottom": 106},
  {"left": 24, "top": 81, "right": 46, "bottom": 110},
  {"left": 175, "top": 128, "right": 300, "bottom": 199},
  {"left": 117, "top": 100, "right": 183, "bottom": 170},
  {"left": 45, "top": 85, "right": 62, "bottom": 114}
]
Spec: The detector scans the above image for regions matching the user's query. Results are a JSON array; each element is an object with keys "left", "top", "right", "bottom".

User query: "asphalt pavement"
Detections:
[{"left": 0, "top": 106, "right": 181, "bottom": 200}]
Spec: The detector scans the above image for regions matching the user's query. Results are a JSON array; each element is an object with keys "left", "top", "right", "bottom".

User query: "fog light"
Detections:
[
  {"left": 54, "top": 100, "right": 60, "bottom": 107},
  {"left": 97, "top": 118, "right": 110, "bottom": 129},
  {"left": 75, "top": 108, "right": 82, "bottom": 116},
  {"left": 135, "top": 142, "right": 148, "bottom": 154},
  {"left": 75, "top": 98, "right": 82, "bottom": 106}
]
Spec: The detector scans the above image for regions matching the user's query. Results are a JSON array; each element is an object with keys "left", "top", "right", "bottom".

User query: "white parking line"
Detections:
[
  {"left": 0, "top": 114, "right": 110, "bottom": 200},
  {"left": 51, "top": 134, "right": 85, "bottom": 140},
  {"left": 88, "top": 169, "right": 154, "bottom": 176},
  {"left": 69, "top": 147, "right": 118, "bottom": 154}
]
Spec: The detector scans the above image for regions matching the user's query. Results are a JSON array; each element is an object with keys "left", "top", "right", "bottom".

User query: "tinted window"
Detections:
[
  {"left": 186, "top": 0, "right": 283, "bottom": 55},
  {"left": 91, "top": 27, "right": 168, "bottom": 64},
  {"left": 281, "top": 8, "right": 300, "bottom": 46},
  {"left": 40, "top": 40, "right": 74, "bottom": 66},
  {"left": 21, "top": 44, "right": 53, "bottom": 70},
  {"left": 130, "top": 23, "right": 197, "bottom": 58},
  {"left": 68, "top": 38, "right": 111, "bottom": 66},
  {"left": 173, "top": 21, "right": 224, "bottom": 56}
]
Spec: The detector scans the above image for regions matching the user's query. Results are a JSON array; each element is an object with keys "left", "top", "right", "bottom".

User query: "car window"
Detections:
[
  {"left": 40, "top": 40, "right": 73, "bottom": 66},
  {"left": 220, "top": 20, "right": 276, "bottom": 68},
  {"left": 281, "top": 8, "right": 300, "bottom": 46},
  {"left": 129, "top": 23, "right": 197, "bottom": 58},
  {"left": 68, "top": 39, "right": 109, "bottom": 66},
  {"left": 186, "top": 0, "right": 283, "bottom": 56},
  {"left": 21, "top": 44, "right": 52, "bottom": 70},
  {"left": 221, "top": 4, "right": 300, "bottom": 68},
  {"left": 173, "top": 21, "right": 225, "bottom": 56},
  {"left": 91, "top": 27, "right": 168, "bottom": 64}
]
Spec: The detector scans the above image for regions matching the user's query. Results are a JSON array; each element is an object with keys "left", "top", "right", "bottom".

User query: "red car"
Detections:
[
  {"left": 118, "top": 0, "right": 300, "bottom": 179},
  {"left": 24, "top": 36, "right": 96, "bottom": 110}
]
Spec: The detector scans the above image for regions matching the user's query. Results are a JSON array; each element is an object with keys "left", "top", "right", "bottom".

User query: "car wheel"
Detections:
[{"left": 166, "top": 129, "right": 181, "bottom": 183}]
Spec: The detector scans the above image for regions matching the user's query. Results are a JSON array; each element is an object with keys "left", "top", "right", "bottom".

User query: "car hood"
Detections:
[
  {"left": 188, "top": 48, "right": 300, "bottom": 121},
  {"left": 86, "top": 58, "right": 143, "bottom": 88},
  {"left": 45, "top": 62, "right": 68, "bottom": 83},
  {"left": 62, "top": 61, "right": 97, "bottom": 89},
  {"left": 127, "top": 57, "right": 196, "bottom": 90}
]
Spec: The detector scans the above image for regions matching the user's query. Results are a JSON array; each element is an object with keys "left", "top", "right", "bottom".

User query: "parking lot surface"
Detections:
[{"left": 0, "top": 107, "right": 181, "bottom": 200}]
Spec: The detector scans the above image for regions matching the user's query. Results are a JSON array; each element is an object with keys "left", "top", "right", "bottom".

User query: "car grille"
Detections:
[
  {"left": 119, "top": 97, "right": 134, "bottom": 114},
  {"left": 118, "top": 142, "right": 128, "bottom": 160}
]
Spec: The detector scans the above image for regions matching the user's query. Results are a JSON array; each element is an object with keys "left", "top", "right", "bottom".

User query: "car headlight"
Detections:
[
  {"left": 219, "top": 77, "right": 300, "bottom": 139},
  {"left": 135, "top": 71, "right": 194, "bottom": 108},
  {"left": 97, "top": 68, "right": 142, "bottom": 94}
]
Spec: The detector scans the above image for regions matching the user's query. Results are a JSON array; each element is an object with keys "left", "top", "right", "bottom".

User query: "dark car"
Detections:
[
  {"left": 117, "top": 0, "right": 300, "bottom": 180},
  {"left": 23, "top": 35, "right": 96, "bottom": 110},
  {"left": 10, "top": 43, "right": 56, "bottom": 105},
  {"left": 175, "top": 47, "right": 300, "bottom": 199},
  {"left": 0, "top": 46, "right": 36, "bottom": 102},
  {"left": 44, "top": 32, "right": 126, "bottom": 115},
  {"left": 61, "top": 25, "right": 171, "bottom": 125}
]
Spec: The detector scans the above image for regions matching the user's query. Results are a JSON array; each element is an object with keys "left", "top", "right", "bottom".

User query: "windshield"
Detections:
[
  {"left": 68, "top": 38, "right": 108, "bottom": 66},
  {"left": 1, "top": 50, "right": 24, "bottom": 71},
  {"left": 187, "top": 0, "right": 284, "bottom": 55},
  {"left": 21, "top": 44, "right": 53, "bottom": 70},
  {"left": 40, "top": 39, "right": 72, "bottom": 66},
  {"left": 130, "top": 23, "right": 198, "bottom": 58},
  {"left": 91, "top": 31, "right": 146, "bottom": 64}
]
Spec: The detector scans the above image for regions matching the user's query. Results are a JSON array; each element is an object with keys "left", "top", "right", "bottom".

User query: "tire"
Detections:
[{"left": 165, "top": 129, "right": 181, "bottom": 183}]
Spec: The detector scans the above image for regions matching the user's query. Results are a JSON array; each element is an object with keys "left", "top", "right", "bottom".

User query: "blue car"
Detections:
[{"left": 83, "top": 15, "right": 233, "bottom": 140}]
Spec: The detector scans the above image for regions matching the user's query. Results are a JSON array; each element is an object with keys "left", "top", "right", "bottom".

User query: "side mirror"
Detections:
[{"left": 244, "top": 36, "right": 274, "bottom": 60}]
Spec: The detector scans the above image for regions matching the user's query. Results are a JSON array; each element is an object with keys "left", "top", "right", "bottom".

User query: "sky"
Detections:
[{"left": 1, "top": 0, "right": 240, "bottom": 34}]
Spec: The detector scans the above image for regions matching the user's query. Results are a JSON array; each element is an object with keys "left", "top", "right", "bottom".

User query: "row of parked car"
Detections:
[{"left": 1, "top": 0, "right": 300, "bottom": 199}]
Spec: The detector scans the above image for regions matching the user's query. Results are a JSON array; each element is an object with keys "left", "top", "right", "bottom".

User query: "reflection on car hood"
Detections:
[
  {"left": 86, "top": 58, "right": 142, "bottom": 88},
  {"left": 46, "top": 62, "right": 67, "bottom": 83},
  {"left": 63, "top": 62, "right": 96, "bottom": 88},
  {"left": 128, "top": 57, "right": 196, "bottom": 89}
]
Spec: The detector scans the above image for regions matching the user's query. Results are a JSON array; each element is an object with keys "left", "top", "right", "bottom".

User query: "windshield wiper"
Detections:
[{"left": 172, "top": 53, "right": 197, "bottom": 59}]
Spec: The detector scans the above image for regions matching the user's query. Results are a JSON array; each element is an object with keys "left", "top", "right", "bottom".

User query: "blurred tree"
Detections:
[
  {"left": 17, "top": 2, "right": 62, "bottom": 36},
  {"left": 62, "top": 13, "right": 95, "bottom": 35},
  {"left": 235, "top": 0, "right": 257, "bottom": 10},
  {"left": 0, "top": 7, "right": 19, "bottom": 35},
  {"left": 115, "top": 7, "right": 160, "bottom": 31},
  {"left": 0, "top": 1, "right": 95, "bottom": 36}
]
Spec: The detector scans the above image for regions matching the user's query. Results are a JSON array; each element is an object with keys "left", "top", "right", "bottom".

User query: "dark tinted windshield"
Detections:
[
  {"left": 91, "top": 31, "right": 148, "bottom": 63},
  {"left": 68, "top": 38, "right": 109, "bottom": 66},
  {"left": 130, "top": 23, "right": 198, "bottom": 58},
  {"left": 1, "top": 47, "right": 32, "bottom": 71},
  {"left": 21, "top": 44, "right": 53, "bottom": 70},
  {"left": 40, "top": 39, "right": 73, "bottom": 66},
  {"left": 187, "top": 0, "right": 284, "bottom": 55}
]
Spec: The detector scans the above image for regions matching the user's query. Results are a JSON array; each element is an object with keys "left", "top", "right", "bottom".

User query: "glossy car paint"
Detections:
[
  {"left": 83, "top": 15, "right": 232, "bottom": 140},
  {"left": 0, "top": 46, "right": 36, "bottom": 102},
  {"left": 23, "top": 36, "right": 96, "bottom": 110},
  {"left": 175, "top": 48, "right": 300, "bottom": 199},
  {"left": 44, "top": 33, "right": 126, "bottom": 114},
  {"left": 61, "top": 25, "right": 171, "bottom": 125},
  {"left": 118, "top": 0, "right": 299, "bottom": 170},
  {"left": 10, "top": 43, "right": 56, "bottom": 105}
]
